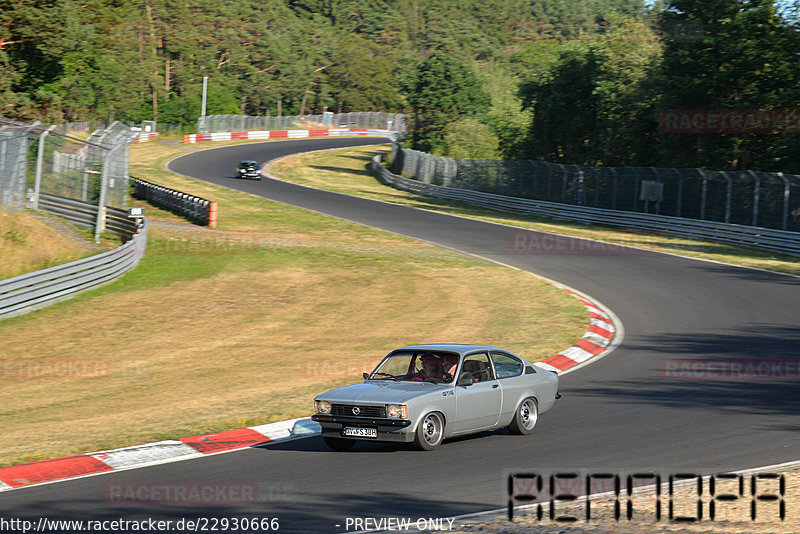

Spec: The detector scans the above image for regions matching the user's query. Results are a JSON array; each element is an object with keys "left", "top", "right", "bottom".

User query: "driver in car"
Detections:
[{"left": 411, "top": 353, "right": 457, "bottom": 382}]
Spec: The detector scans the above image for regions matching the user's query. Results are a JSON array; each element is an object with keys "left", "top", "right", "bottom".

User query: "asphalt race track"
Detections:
[{"left": 2, "top": 138, "right": 799, "bottom": 532}]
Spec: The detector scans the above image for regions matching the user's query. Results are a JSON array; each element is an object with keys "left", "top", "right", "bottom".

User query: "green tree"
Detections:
[
  {"left": 442, "top": 118, "right": 500, "bottom": 159},
  {"left": 653, "top": 0, "right": 800, "bottom": 171},
  {"left": 407, "top": 51, "right": 490, "bottom": 153},
  {"left": 325, "top": 35, "right": 402, "bottom": 112}
]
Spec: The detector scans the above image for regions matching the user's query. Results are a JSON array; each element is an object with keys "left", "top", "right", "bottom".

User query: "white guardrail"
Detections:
[
  {"left": 0, "top": 220, "right": 147, "bottom": 319},
  {"left": 372, "top": 156, "right": 800, "bottom": 257}
]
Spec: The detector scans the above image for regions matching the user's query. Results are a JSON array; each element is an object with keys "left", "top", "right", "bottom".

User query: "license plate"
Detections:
[{"left": 342, "top": 426, "right": 377, "bottom": 438}]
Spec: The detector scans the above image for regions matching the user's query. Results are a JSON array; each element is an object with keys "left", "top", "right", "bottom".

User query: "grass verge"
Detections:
[
  {"left": 0, "top": 210, "right": 103, "bottom": 280},
  {"left": 0, "top": 139, "right": 587, "bottom": 466}
]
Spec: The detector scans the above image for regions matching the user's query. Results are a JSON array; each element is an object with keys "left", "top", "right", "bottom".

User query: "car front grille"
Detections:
[{"left": 331, "top": 404, "right": 385, "bottom": 418}]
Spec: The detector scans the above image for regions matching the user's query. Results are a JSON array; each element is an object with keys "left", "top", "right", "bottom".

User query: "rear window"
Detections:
[{"left": 491, "top": 352, "right": 523, "bottom": 378}]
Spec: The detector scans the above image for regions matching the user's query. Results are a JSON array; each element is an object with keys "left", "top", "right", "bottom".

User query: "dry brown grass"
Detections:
[{"left": 0, "top": 210, "right": 97, "bottom": 280}]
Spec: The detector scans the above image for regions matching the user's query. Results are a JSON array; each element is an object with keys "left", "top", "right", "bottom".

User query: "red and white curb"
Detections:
[
  {"left": 0, "top": 418, "right": 320, "bottom": 492},
  {"left": 536, "top": 288, "right": 620, "bottom": 375},
  {"left": 132, "top": 132, "right": 159, "bottom": 143},
  {"left": 0, "top": 295, "right": 617, "bottom": 492},
  {"left": 183, "top": 128, "right": 392, "bottom": 143}
]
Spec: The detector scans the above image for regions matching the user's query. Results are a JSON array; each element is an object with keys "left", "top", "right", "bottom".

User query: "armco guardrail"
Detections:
[
  {"left": 133, "top": 178, "right": 217, "bottom": 227},
  {"left": 0, "top": 220, "right": 147, "bottom": 319},
  {"left": 37, "top": 193, "right": 139, "bottom": 237},
  {"left": 372, "top": 156, "right": 800, "bottom": 257}
]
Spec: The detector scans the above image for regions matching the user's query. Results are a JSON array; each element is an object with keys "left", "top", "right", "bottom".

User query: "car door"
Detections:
[
  {"left": 453, "top": 352, "right": 502, "bottom": 433},
  {"left": 490, "top": 351, "right": 527, "bottom": 420}
]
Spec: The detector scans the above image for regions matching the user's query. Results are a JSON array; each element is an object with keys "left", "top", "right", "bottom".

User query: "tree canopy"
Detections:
[{"left": 1, "top": 0, "right": 798, "bottom": 172}]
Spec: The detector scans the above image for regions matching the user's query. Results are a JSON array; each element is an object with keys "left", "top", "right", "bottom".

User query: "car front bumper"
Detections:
[{"left": 312, "top": 414, "right": 414, "bottom": 443}]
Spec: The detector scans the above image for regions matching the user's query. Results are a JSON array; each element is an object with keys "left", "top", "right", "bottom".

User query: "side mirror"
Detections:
[
  {"left": 363, "top": 372, "right": 370, "bottom": 380},
  {"left": 457, "top": 372, "right": 474, "bottom": 387}
]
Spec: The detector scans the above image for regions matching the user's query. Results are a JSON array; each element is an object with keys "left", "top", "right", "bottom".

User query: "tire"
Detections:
[
  {"left": 508, "top": 397, "right": 538, "bottom": 435},
  {"left": 323, "top": 436, "right": 356, "bottom": 451},
  {"left": 413, "top": 412, "right": 444, "bottom": 451}
]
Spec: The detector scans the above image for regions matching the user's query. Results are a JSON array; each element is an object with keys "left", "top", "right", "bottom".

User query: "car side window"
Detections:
[
  {"left": 491, "top": 352, "right": 523, "bottom": 379},
  {"left": 461, "top": 353, "right": 495, "bottom": 382}
]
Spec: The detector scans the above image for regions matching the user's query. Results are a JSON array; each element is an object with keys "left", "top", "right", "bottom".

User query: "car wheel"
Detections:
[
  {"left": 323, "top": 436, "right": 356, "bottom": 451},
  {"left": 508, "top": 397, "right": 538, "bottom": 435},
  {"left": 414, "top": 412, "right": 444, "bottom": 451}
]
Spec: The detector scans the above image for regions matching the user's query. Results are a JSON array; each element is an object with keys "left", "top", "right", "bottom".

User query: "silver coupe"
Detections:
[{"left": 312, "top": 344, "right": 560, "bottom": 451}]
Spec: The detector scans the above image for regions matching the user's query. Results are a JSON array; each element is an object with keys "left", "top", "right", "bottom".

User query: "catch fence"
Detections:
[
  {"left": 199, "top": 112, "right": 406, "bottom": 135},
  {"left": 389, "top": 144, "right": 800, "bottom": 232},
  {"left": 0, "top": 118, "right": 140, "bottom": 240}
]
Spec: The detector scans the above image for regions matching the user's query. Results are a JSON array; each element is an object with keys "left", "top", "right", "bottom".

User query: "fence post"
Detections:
[
  {"left": 94, "top": 145, "right": 114, "bottom": 242},
  {"left": 697, "top": 168, "right": 708, "bottom": 220},
  {"left": 673, "top": 169, "right": 683, "bottom": 218},
  {"left": 720, "top": 171, "right": 732, "bottom": 223},
  {"left": 748, "top": 170, "right": 760, "bottom": 227},
  {"left": 610, "top": 168, "right": 618, "bottom": 210},
  {"left": 777, "top": 172, "right": 790, "bottom": 230},
  {"left": 651, "top": 167, "right": 662, "bottom": 215},
  {"left": 33, "top": 125, "right": 56, "bottom": 211}
]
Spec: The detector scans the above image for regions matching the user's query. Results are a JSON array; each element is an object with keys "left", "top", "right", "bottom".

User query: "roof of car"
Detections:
[{"left": 393, "top": 344, "right": 513, "bottom": 356}]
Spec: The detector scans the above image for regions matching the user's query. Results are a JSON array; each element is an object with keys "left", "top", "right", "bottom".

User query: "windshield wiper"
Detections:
[{"left": 370, "top": 372, "right": 398, "bottom": 381}]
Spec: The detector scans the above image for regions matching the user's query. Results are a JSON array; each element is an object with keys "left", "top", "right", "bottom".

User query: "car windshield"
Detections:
[{"left": 370, "top": 351, "right": 459, "bottom": 383}]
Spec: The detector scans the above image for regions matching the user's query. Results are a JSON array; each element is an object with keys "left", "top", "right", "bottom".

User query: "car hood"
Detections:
[{"left": 317, "top": 381, "right": 449, "bottom": 404}]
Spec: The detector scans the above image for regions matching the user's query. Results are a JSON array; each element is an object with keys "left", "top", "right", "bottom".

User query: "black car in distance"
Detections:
[{"left": 236, "top": 160, "right": 261, "bottom": 180}]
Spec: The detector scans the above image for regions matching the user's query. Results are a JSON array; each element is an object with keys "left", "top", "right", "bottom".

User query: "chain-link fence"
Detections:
[
  {"left": 199, "top": 112, "right": 406, "bottom": 134},
  {"left": 0, "top": 122, "right": 35, "bottom": 211},
  {"left": 388, "top": 144, "right": 800, "bottom": 232},
  {"left": 1, "top": 118, "right": 139, "bottom": 239}
]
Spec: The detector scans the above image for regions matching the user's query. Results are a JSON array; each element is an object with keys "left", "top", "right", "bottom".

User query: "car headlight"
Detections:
[
  {"left": 314, "top": 400, "right": 332, "bottom": 414},
  {"left": 385, "top": 404, "right": 408, "bottom": 419}
]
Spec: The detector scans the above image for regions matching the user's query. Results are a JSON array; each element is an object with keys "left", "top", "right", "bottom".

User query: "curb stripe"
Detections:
[
  {"left": 180, "top": 428, "right": 272, "bottom": 454},
  {"left": 558, "top": 346, "right": 595, "bottom": 363},
  {"left": 90, "top": 441, "right": 202, "bottom": 470},
  {"left": 587, "top": 324, "right": 613, "bottom": 338},
  {"left": 541, "top": 353, "right": 579, "bottom": 371},
  {"left": 582, "top": 332, "right": 611, "bottom": 347},
  {"left": 0, "top": 455, "right": 113, "bottom": 488}
]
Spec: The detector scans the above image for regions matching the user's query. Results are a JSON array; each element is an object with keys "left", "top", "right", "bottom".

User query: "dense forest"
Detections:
[{"left": 2, "top": 0, "right": 799, "bottom": 172}]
